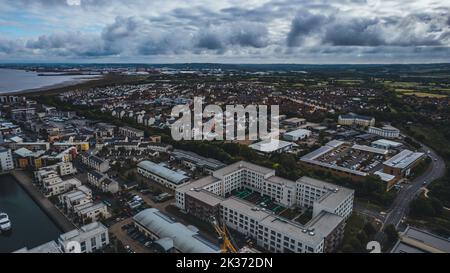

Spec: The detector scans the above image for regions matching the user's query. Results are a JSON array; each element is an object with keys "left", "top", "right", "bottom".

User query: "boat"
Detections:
[{"left": 0, "top": 212, "right": 11, "bottom": 232}]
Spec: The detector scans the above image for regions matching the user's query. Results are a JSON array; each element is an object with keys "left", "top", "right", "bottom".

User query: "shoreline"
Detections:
[
  {"left": 2, "top": 77, "right": 104, "bottom": 96},
  {"left": 9, "top": 170, "right": 76, "bottom": 233}
]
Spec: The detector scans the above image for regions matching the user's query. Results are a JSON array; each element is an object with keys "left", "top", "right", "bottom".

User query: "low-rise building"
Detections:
[
  {"left": 0, "top": 148, "right": 14, "bottom": 172},
  {"left": 170, "top": 149, "right": 226, "bottom": 174},
  {"left": 58, "top": 222, "right": 109, "bottom": 253},
  {"left": 338, "top": 113, "right": 375, "bottom": 127},
  {"left": 249, "top": 139, "right": 298, "bottom": 156},
  {"left": 74, "top": 202, "right": 109, "bottom": 222},
  {"left": 391, "top": 226, "right": 450, "bottom": 253},
  {"left": 283, "top": 129, "right": 312, "bottom": 142},
  {"left": 39, "top": 171, "right": 82, "bottom": 197},
  {"left": 14, "top": 222, "right": 109, "bottom": 253},
  {"left": 368, "top": 125, "right": 400, "bottom": 139},
  {"left": 383, "top": 149, "right": 425, "bottom": 178},
  {"left": 282, "top": 117, "right": 306, "bottom": 128},
  {"left": 371, "top": 139, "right": 403, "bottom": 150},
  {"left": 118, "top": 126, "right": 144, "bottom": 138},
  {"left": 81, "top": 154, "right": 110, "bottom": 173},
  {"left": 137, "top": 160, "right": 190, "bottom": 190},
  {"left": 87, "top": 170, "right": 120, "bottom": 194},
  {"left": 133, "top": 208, "right": 221, "bottom": 253}
]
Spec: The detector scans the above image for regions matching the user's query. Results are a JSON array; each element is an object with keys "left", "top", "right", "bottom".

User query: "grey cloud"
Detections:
[
  {"left": 287, "top": 10, "right": 329, "bottom": 46},
  {"left": 287, "top": 10, "right": 450, "bottom": 47},
  {"left": 323, "top": 18, "right": 384, "bottom": 46}
]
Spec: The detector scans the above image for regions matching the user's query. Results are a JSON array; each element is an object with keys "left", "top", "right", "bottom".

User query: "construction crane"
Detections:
[{"left": 211, "top": 216, "right": 238, "bottom": 253}]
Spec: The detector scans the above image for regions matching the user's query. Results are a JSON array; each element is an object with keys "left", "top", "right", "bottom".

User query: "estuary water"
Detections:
[{"left": 0, "top": 68, "right": 100, "bottom": 94}]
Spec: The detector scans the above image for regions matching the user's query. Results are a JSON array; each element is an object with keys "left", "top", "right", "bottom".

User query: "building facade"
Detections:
[
  {"left": 175, "top": 161, "right": 354, "bottom": 253},
  {"left": 0, "top": 148, "right": 14, "bottom": 172},
  {"left": 368, "top": 125, "right": 400, "bottom": 139}
]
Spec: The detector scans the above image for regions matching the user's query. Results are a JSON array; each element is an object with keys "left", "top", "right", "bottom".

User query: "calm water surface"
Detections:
[
  {"left": 0, "top": 175, "right": 61, "bottom": 253},
  {"left": 0, "top": 68, "right": 100, "bottom": 94}
]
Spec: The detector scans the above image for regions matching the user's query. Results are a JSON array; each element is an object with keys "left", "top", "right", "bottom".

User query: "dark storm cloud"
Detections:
[
  {"left": 286, "top": 10, "right": 450, "bottom": 47},
  {"left": 1, "top": 0, "right": 450, "bottom": 62},
  {"left": 287, "top": 10, "right": 329, "bottom": 47},
  {"left": 322, "top": 17, "right": 384, "bottom": 46}
]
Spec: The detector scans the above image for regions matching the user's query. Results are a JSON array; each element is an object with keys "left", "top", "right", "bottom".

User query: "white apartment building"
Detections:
[
  {"left": 0, "top": 148, "right": 14, "bottom": 172},
  {"left": 58, "top": 222, "right": 109, "bottom": 253},
  {"left": 175, "top": 161, "right": 354, "bottom": 253},
  {"left": 74, "top": 202, "right": 109, "bottom": 222},
  {"left": 369, "top": 125, "right": 400, "bottom": 139},
  {"left": 14, "top": 222, "right": 109, "bottom": 253},
  {"left": 35, "top": 162, "right": 76, "bottom": 178},
  {"left": 57, "top": 162, "right": 77, "bottom": 176},
  {"left": 39, "top": 170, "right": 82, "bottom": 197},
  {"left": 59, "top": 185, "right": 93, "bottom": 210}
]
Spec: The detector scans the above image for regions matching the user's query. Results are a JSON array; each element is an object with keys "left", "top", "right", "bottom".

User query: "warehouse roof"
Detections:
[
  {"left": 383, "top": 150, "right": 425, "bottom": 169},
  {"left": 137, "top": 160, "right": 189, "bottom": 185},
  {"left": 172, "top": 149, "right": 226, "bottom": 171},
  {"left": 372, "top": 139, "right": 403, "bottom": 148},
  {"left": 284, "top": 129, "right": 311, "bottom": 138},
  {"left": 133, "top": 208, "right": 220, "bottom": 253},
  {"left": 352, "top": 144, "right": 388, "bottom": 155},
  {"left": 391, "top": 226, "right": 450, "bottom": 253},
  {"left": 249, "top": 139, "right": 297, "bottom": 153}
]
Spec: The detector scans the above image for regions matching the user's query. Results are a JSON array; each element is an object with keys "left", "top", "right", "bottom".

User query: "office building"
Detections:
[
  {"left": 369, "top": 125, "right": 400, "bottom": 139},
  {"left": 338, "top": 113, "right": 375, "bottom": 127}
]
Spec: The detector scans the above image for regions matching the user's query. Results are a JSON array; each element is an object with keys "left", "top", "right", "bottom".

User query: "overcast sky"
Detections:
[{"left": 0, "top": 0, "right": 449, "bottom": 63}]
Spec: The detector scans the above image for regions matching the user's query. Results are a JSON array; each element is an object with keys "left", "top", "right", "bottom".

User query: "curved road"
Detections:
[{"left": 372, "top": 143, "right": 446, "bottom": 244}]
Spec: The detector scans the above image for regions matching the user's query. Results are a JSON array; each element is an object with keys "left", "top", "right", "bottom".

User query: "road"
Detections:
[{"left": 372, "top": 143, "right": 446, "bottom": 244}]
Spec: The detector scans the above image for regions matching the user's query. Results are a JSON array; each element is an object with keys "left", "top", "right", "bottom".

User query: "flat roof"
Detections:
[
  {"left": 374, "top": 171, "right": 396, "bottom": 182},
  {"left": 185, "top": 189, "right": 224, "bottom": 207},
  {"left": 372, "top": 139, "right": 403, "bottom": 147},
  {"left": 172, "top": 149, "right": 226, "bottom": 170},
  {"left": 298, "top": 176, "right": 354, "bottom": 209},
  {"left": 138, "top": 160, "right": 190, "bottom": 185},
  {"left": 249, "top": 139, "right": 297, "bottom": 153},
  {"left": 383, "top": 150, "right": 425, "bottom": 169},
  {"left": 282, "top": 117, "right": 306, "bottom": 123},
  {"left": 266, "top": 175, "right": 296, "bottom": 188},
  {"left": 352, "top": 144, "right": 388, "bottom": 155},
  {"left": 284, "top": 128, "right": 311, "bottom": 137},
  {"left": 59, "top": 222, "right": 107, "bottom": 242},
  {"left": 392, "top": 226, "right": 450, "bottom": 253},
  {"left": 213, "top": 161, "right": 275, "bottom": 179},
  {"left": 14, "top": 240, "right": 62, "bottom": 253},
  {"left": 176, "top": 175, "right": 221, "bottom": 194}
]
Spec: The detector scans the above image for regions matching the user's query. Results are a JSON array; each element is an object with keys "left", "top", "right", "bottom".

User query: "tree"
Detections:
[
  {"left": 363, "top": 222, "right": 377, "bottom": 237},
  {"left": 409, "top": 197, "right": 436, "bottom": 218},
  {"left": 383, "top": 224, "right": 398, "bottom": 247}
]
